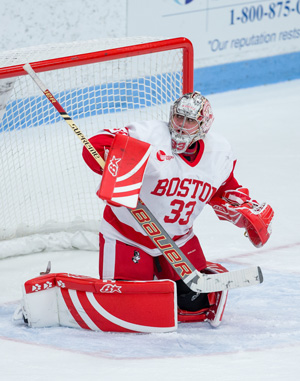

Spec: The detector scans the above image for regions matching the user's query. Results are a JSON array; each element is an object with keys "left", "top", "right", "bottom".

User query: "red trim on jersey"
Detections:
[
  {"left": 103, "top": 206, "right": 190, "bottom": 250},
  {"left": 103, "top": 206, "right": 157, "bottom": 249},
  {"left": 179, "top": 140, "right": 204, "bottom": 167}
]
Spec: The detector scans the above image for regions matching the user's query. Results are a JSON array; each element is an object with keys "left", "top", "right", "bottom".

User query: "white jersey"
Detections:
[{"left": 100, "top": 120, "right": 235, "bottom": 256}]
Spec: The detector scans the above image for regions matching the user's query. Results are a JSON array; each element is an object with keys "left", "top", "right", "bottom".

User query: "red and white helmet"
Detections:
[{"left": 169, "top": 91, "right": 214, "bottom": 154}]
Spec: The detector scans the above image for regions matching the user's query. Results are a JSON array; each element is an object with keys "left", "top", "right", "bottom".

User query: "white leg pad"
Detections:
[
  {"left": 21, "top": 273, "right": 177, "bottom": 333},
  {"left": 22, "top": 286, "right": 59, "bottom": 328}
]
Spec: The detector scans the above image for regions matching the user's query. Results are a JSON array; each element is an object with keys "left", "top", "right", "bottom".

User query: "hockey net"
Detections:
[{"left": 0, "top": 37, "right": 193, "bottom": 258}]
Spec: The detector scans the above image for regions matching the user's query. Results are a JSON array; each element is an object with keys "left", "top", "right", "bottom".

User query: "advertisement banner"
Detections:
[{"left": 127, "top": 0, "right": 300, "bottom": 68}]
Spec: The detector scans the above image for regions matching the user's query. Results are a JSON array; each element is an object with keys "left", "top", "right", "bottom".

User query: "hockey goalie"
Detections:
[
  {"left": 81, "top": 91, "right": 273, "bottom": 326},
  {"left": 20, "top": 91, "right": 274, "bottom": 332}
]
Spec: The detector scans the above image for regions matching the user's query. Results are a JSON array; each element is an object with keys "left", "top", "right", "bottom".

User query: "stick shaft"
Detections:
[{"left": 23, "top": 64, "right": 105, "bottom": 168}]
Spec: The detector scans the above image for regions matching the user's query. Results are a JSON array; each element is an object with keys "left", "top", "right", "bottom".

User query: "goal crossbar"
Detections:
[{"left": 0, "top": 37, "right": 194, "bottom": 93}]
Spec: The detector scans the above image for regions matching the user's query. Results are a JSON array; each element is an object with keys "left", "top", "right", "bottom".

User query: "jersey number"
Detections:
[{"left": 164, "top": 200, "right": 196, "bottom": 225}]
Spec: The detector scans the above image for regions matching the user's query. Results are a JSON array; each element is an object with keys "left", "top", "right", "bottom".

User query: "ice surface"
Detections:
[{"left": 1, "top": 80, "right": 300, "bottom": 380}]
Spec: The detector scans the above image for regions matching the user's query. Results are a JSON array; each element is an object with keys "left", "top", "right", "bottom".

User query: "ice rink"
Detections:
[{"left": 0, "top": 79, "right": 299, "bottom": 380}]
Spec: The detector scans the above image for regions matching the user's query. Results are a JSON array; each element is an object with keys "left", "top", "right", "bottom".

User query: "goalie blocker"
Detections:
[{"left": 97, "top": 133, "right": 151, "bottom": 209}]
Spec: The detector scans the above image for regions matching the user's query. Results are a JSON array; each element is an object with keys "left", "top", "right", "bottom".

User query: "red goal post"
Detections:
[
  {"left": 0, "top": 37, "right": 194, "bottom": 92},
  {"left": 0, "top": 37, "right": 194, "bottom": 257}
]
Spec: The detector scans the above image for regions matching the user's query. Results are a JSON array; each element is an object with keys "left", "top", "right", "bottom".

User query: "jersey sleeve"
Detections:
[{"left": 209, "top": 160, "right": 242, "bottom": 201}]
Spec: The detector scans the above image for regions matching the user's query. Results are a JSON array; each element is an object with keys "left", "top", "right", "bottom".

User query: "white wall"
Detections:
[
  {"left": 4, "top": 0, "right": 300, "bottom": 64},
  {"left": 0, "top": 0, "right": 126, "bottom": 52},
  {"left": 127, "top": 0, "right": 300, "bottom": 68},
  {"left": 1, "top": 0, "right": 299, "bottom": 92}
]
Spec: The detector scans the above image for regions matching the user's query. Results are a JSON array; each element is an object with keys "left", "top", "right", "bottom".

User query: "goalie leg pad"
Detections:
[{"left": 21, "top": 273, "right": 177, "bottom": 333}]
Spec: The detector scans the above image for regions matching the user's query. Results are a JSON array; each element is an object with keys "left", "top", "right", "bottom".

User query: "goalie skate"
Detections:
[{"left": 178, "top": 262, "right": 229, "bottom": 327}]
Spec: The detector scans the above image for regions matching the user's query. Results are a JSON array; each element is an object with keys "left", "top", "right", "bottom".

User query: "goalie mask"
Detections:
[{"left": 169, "top": 92, "right": 214, "bottom": 154}]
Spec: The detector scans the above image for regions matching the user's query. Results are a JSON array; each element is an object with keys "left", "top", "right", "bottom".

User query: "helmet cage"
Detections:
[{"left": 169, "top": 92, "right": 214, "bottom": 154}]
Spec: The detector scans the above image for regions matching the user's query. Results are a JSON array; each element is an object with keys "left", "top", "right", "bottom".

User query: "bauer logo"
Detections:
[
  {"left": 108, "top": 156, "right": 121, "bottom": 177},
  {"left": 99, "top": 284, "right": 122, "bottom": 293}
]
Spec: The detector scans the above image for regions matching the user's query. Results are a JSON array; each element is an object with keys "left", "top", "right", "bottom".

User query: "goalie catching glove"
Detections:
[{"left": 210, "top": 188, "right": 274, "bottom": 247}]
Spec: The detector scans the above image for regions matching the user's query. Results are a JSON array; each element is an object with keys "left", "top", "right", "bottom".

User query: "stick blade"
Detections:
[{"left": 190, "top": 266, "right": 263, "bottom": 293}]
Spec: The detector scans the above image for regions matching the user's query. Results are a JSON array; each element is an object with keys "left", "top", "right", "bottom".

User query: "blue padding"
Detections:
[
  {"left": 0, "top": 74, "right": 181, "bottom": 132},
  {"left": 1, "top": 51, "right": 299, "bottom": 132},
  {"left": 194, "top": 51, "right": 300, "bottom": 95}
]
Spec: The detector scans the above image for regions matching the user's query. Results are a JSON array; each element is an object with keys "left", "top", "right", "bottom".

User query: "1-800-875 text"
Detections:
[{"left": 230, "top": 1, "right": 300, "bottom": 25}]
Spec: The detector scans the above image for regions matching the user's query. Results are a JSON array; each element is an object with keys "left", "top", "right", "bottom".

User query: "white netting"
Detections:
[
  {"left": 0, "top": 37, "right": 186, "bottom": 256},
  {"left": 0, "top": 37, "right": 164, "bottom": 68}
]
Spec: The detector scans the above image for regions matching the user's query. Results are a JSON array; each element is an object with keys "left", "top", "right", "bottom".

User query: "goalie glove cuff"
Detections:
[{"left": 223, "top": 187, "right": 252, "bottom": 205}]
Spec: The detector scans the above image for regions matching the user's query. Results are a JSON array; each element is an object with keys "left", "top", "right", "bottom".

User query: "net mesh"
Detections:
[{"left": 0, "top": 37, "right": 185, "bottom": 246}]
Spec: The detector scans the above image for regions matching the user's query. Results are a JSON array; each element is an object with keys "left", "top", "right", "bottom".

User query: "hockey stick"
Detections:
[{"left": 23, "top": 63, "right": 263, "bottom": 293}]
